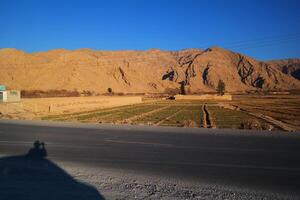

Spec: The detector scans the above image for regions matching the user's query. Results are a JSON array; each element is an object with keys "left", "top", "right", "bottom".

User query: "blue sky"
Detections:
[{"left": 0, "top": 0, "right": 299, "bottom": 60}]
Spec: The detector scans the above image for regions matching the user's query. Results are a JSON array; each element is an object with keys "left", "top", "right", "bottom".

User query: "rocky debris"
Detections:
[
  {"left": 240, "top": 119, "right": 274, "bottom": 131},
  {"left": 64, "top": 164, "right": 292, "bottom": 200},
  {"left": 181, "top": 120, "right": 198, "bottom": 127}
]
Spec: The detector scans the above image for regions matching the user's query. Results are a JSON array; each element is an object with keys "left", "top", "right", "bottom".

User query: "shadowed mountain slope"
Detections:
[{"left": 267, "top": 59, "right": 300, "bottom": 80}]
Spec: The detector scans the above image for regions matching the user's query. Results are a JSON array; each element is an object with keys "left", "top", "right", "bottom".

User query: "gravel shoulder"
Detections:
[{"left": 59, "top": 161, "right": 298, "bottom": 200}]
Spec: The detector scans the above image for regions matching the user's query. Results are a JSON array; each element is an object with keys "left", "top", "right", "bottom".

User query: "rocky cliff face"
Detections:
[
  {"left": 266, "top": 59, "right": 300, "bottom": 81},
  {"left": 0, "top": 47, "right": 299, "bottom": 93}
]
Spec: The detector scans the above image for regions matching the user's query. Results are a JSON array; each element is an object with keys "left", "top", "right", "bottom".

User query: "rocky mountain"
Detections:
[
  {"left": 266, "top": 59, "right": 300, "bottom": 80},
  {"left": 0, "top": 47, "right": 300, "bottom": 94}
]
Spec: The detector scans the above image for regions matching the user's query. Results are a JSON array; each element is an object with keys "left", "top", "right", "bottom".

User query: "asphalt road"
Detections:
[{"left": 1, "top": 120, "right": 300, "bottom": 197}]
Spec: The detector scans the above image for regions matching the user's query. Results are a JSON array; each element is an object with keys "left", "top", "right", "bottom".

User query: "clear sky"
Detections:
[{"left": 0, "top": 0, "right": 299, "bottom": 60}]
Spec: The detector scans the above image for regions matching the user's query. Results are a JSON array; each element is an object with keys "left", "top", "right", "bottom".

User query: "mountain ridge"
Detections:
[{"left": 0, "top": 47, "right": 299, "bottom": 93}]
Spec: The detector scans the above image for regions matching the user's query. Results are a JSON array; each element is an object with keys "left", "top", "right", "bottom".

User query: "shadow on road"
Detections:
[{"left": 0, "top": 140, "right": 105, "bottom": 200}]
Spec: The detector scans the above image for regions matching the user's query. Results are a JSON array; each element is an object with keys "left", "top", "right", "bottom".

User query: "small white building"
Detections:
[{"left": 0, "top": 85, "right": 21, "bottom": 102}]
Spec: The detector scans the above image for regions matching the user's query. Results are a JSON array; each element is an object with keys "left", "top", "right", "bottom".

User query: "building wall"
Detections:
[
  {"left": 0, "top": 91, "right": 8, "bottom": 102},
  {"left": 6, "top": 90, "right": 21, "bottom": 102},
  {"left": 0, "top": 90, "right": 20, "bottom": 102},
  {"left": 0, "top": 85, "right": 6, "bottom": 91}
]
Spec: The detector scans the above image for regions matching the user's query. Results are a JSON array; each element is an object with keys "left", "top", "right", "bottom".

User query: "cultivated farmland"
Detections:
[{"left": 42, "top": 97, "right": 292, "bottom": 131}]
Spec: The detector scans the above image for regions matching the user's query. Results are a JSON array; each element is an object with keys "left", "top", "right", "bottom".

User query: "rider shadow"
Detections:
[{"left": 0, "top": 140, "right": 105, "bottom": 200}]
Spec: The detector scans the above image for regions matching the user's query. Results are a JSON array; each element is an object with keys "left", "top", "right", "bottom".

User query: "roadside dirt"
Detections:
[
  {"left": 0, "top": 103, "right": 35, "bottom": 120},
  {"left": 61, "top": 162, "right": 294, "bottom": 200}
]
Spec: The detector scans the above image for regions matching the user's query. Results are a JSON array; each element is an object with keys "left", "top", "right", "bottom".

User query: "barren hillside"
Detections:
[
  {"left": 0, "top": 47, "right": 300, "bottom": 93},
  {"left": 266, "top": 59, "right": 300, "bottom": 80}
]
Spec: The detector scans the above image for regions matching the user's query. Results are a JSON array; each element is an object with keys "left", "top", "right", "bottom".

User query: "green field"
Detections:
[
  {"left": 42, "top": 98, "right": 285, "bottom": 130},
  {"left": 133, "top": 105, "right": 184, "bottom": 125},
  {"left": 232, "top": 95, "right": 300, "bottom": 130},
  {"left": 207, "top": 105, "right": 263, "bottom": 129},
  {"left": 160, "top": 105, "right": 203, "bottom": 127}
]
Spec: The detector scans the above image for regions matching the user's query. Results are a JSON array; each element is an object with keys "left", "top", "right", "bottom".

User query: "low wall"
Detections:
[{"left": 174, "top": 94, "right": 232, "bottom": 101}]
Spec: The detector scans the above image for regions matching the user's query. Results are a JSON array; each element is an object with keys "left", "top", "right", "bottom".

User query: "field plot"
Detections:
[
  {"left": 42, "top": 104, "right": 136, "bottom": 121},
  {"left": 133, "top": 105, "right": 185, "bottom": 125},
  {"left": 207, "top": 105, "right": 264, "bottom": 129},
  {"left": 68, "top": 104, "right": 165, "bottom": 123},
  {"left": 160, "top": 105, "right": 203, "bottom": 127},
  {"left": 231, "top": 95, "right": 300, "bottom": 130},
  {"left": 41, "top": 96, "right": 296, "bottom": 131},
  {"left": 93, "top": 104, "right": 164, "bottom": 123},
  {"left": 43, "top": 101, "right": 207, "bottom": 127}
]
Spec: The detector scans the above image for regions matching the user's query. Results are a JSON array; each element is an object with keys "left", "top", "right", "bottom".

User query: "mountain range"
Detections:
[{"left": 0, "top": 47, "right": 299, "bottom": 94}]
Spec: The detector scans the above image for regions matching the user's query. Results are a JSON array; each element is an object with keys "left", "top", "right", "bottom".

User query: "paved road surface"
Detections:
[{"left": 1, "top": 120, "right": 300, "bottom": 197}]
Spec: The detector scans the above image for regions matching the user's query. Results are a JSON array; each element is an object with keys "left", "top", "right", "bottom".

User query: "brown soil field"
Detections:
[{"left": 0, "top": 96, "right": 142, "bottom": 119}]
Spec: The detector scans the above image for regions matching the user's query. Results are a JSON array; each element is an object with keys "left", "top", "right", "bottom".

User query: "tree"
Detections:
[
  {"left": 107, "top": 88, "right": 113, "bottom": 95},
  {"left": 179, "top": 81, "right": 186, "bottom": 95},
  {"left": 216, "top": 80, "right": 225, "bottom": 95}
]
